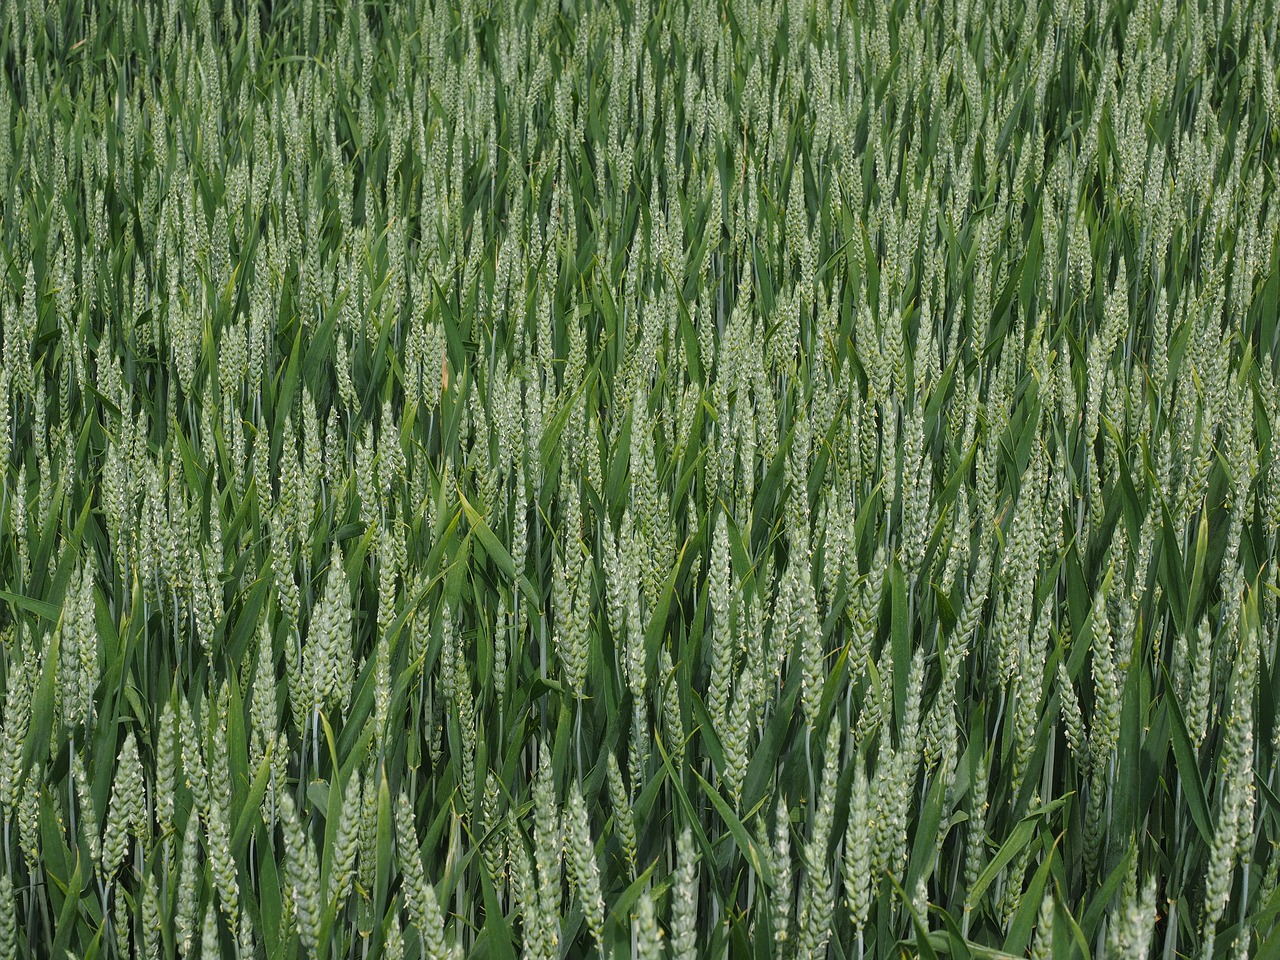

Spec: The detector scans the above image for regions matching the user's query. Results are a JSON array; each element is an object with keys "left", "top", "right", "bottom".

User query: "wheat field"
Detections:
[{"left": 0, "top": 0, "right": 1278, "bottom": 957}]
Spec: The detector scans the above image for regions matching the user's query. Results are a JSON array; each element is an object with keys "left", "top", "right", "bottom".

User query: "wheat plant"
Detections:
[{"left": 0, "top": 0, "right": 1278, "bottom": 957}]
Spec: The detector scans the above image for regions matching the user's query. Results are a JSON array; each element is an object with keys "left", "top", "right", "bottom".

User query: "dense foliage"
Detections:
[{"left": 1, "top": 0, "right": 1279, "bottom": 956}]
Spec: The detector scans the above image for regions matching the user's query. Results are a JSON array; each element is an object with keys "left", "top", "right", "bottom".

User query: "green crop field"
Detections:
[{"left": 1, "top": 0, "right": 1278, "bottom": 956}]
